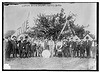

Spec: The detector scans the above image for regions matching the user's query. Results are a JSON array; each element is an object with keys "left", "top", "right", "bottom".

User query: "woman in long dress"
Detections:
[{"left": 48, "top": 37, "right": 55, "bottom": 57}]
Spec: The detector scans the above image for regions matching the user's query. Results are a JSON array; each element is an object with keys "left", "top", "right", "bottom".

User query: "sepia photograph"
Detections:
[{"left": 2, "top": 2, "right": 98, "bottom": 70}]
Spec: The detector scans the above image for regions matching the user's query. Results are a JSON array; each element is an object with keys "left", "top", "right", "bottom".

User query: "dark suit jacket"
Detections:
[
  {"left": 23, "top": 40, "right": 31, "bottom": 51},
  {"left": 6, "top": 40, "right": 13, "bottom": 52},
  {"left": 84, "top": 40, "right": 92, "bottom": 46},
  {"left": 18, "top": 40, "right": 24, "bottom": 50},
  {"left": 84, "top": 40, "right": 92, "bottom": 50},
  {"left": 73, "top": 42, "right": 79, "bottom": 51},
  {"left": 11, "top": 40, "right": 18, "bottom": 50}
]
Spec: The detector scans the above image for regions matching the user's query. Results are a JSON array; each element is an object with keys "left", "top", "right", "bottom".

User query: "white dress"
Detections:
[{"left": 48, "top": 40, "right": 55, "bottom": 57}]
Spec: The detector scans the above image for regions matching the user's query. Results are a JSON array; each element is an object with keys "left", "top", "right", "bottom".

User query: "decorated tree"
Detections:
[
  {"left": 32, "top": 8, "right": 66, "bottom": 40},
  {"left": 32, "top": 8, "right": 86, "bottom": 40}
]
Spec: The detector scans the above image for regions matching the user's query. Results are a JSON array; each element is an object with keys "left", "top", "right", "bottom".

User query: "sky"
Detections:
[{"left": 4, "top": 3, "right": 97, "bottom": 36}]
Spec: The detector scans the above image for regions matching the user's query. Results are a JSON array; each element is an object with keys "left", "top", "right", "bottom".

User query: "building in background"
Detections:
[{"left": 83, "top": 33, "right": 95, "bottom": 41}]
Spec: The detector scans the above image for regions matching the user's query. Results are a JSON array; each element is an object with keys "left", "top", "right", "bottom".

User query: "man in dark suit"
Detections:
[
  {"left": 76, "top": 40, "right": 80, "bottom": 57},
  {"left": 72, "top": 39, "right": 77, "bottom": 57},
  {"left": 80, "top": 40, "right": 85, "bottom": 58},
  {"left": 18, "top": 37, "right": 24, "bottom": 58},
  {"left": 70, "top": 38, "right": 74, "bottom": 57},
  {"left": 12, "top": 36, "right": 18, "bottom": 58},
  {"left": 62, "top": 39, "right": 70, "bottom": 57},
  {"left": 5, "top": 36, "right": 13, "bottom": 60},
  {"left": 84, "top": 36, "right": 92, "bottom": 58},
  {"left": 31, "top": 43, "right": 37, "bottom": 57},
  {"left": 24, "top": 36, "right": 31, "bottom": 58}
]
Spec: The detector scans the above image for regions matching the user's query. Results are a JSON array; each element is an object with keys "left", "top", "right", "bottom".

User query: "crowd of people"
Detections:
[{"left": 4, "top": 35, "right": 97, "bottom": 60}]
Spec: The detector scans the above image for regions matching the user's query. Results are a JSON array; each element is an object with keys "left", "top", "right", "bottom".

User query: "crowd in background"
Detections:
[{"left": 4, "top": 35, "right": 97, "bottom": 60}]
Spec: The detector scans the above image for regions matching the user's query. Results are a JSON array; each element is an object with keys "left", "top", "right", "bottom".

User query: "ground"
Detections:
[{"left": 4, "top": 57, "right": 96, "bottom": 70}]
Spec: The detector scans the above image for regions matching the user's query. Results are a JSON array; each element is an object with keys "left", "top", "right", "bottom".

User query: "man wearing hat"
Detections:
[
  {"left": 69, "top": 37, "right": 74, "bottom": 57},
  {"left": 73, "top": 39, "right": 79, "bottom": 57},
  {"left": 18, "top": 37, "right": 24, "bottom": 58},
  {"left": 5, "top": 36, "right": 13, "bottom": 60},
  {"left": 23, "top": 36, "right": 31, "bottom": 58},
  {"left": 62, "top": 39, "right": 70, "bottom": 57},
  {"left": 84, "top": 36, "right": 92, "bottom": 58},
  {"left": 12, "top": 36, "right": 18, "bottom": 58},
  {"left": 79, "top": 40, "right": 84, "bottom": 58},
  {"left": 56, "top": 40, "right": 63, "bottom": 57}
]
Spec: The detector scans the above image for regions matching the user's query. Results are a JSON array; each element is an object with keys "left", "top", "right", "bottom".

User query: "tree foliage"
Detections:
[{"left": 32, "top": 8, "right": 86, "bottom": 40}]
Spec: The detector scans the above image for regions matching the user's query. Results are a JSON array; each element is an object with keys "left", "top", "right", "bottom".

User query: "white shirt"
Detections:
[
  {"left": 92, "top": 41, "right": 95, "bottom": 47},
  {"left": 56, "top": 41, "right": 63, "bottom": 49},
  {"left": 48, "top": 40, "right": 55, "bottom": 49}
]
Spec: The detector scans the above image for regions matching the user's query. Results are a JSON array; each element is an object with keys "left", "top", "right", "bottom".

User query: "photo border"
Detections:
[{"left": 2, "top": 2, "right": 99, "bottom": 71}]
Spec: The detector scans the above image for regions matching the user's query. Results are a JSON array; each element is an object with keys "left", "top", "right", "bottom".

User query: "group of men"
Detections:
[
  {"left": 4, "top": 35, "right": 96, "bottom": 60},
  {"left": 61, "top": 37, "right": 93, "bottom": 58},
  {"left": 5, "top": 36, "right": 30, "bottom": 59}
]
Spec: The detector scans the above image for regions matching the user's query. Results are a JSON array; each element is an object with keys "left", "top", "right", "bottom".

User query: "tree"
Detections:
[
  {"left": 33, "top": 8, "right": 86, "bottom": 40},
  {"left": 33, "top": 8, "right": 66, "bottom": 40},
  {"left": 74, "top": 24, "right": 85, "bottom": 38}
]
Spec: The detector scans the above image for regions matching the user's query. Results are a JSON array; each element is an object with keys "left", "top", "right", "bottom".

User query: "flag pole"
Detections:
[{"left": 57, "top": 20, "right": 67, "bottom": 39}]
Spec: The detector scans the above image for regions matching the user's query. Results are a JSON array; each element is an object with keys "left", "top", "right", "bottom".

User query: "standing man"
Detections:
[
  {"left": 12, "top": 36, "right": 18, "bottom": 58},
  {"left": 69, "top": 38, "right": 74, "bottom": 57},
  {"left": 79, "top": 40, "right": 85, "bottom": 58},
  {"left": 31, "top": 42, "right": 37, "bottom": 57},
  {"left": 84, "top": 36, "right": 92, "bottom": 58},
  {"left": 18, "top": 37, "right": 24, "bottom": 58},
  {"left": 73, "top": 39, "right": 79, "bottom": 57},
  {"left": 56, "top": 40, "right": 63, "bottom": 57},
  {"left": 40, "top": 38, "right": 45, "bottom": 50},
  {"left": 48, "top": 37, "right": 55, "bottom": 57},
  {"left": 23, "top": 36, "right": 31, "bottom": 58},
  {"left": 5, "top": 36, "right": 13, "bottom": 60},
  {"left": 62, "top": 39, "right": 70, "bottom": 57},
  {"left": 44, "top": 38, "right": 48, "bottom": 50},
  {"left": 34, "top": 38, "right": 39, "bottom": 57},
  {"left": 76, "top": 39, "right": 80, "bottom": 57},
  {"left": 91, "top": 40, "right": 97, "bottom": 58},
  {"left": 67, "top": 39, "right": 71, "bottom": 57}
]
